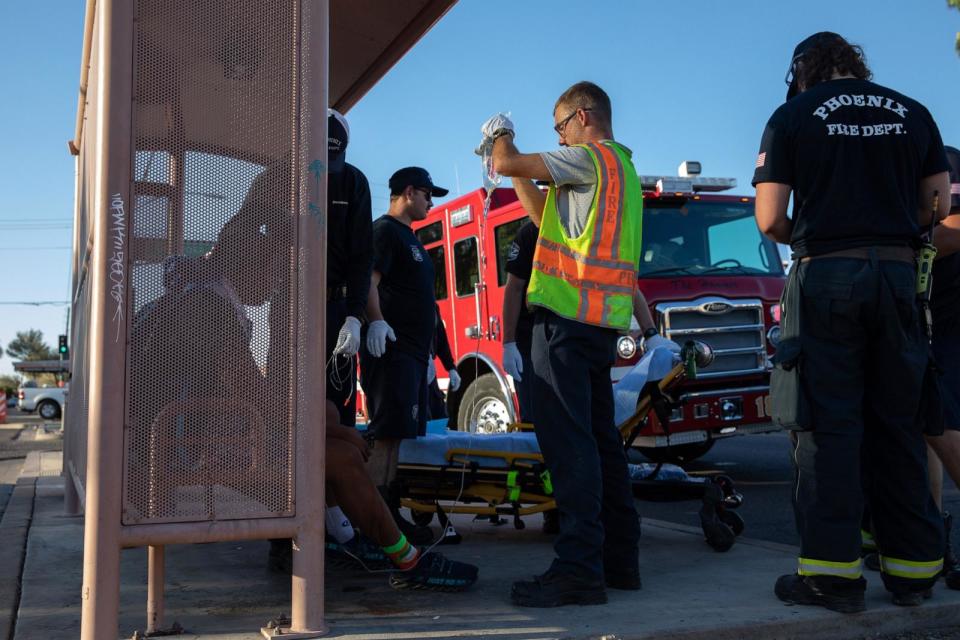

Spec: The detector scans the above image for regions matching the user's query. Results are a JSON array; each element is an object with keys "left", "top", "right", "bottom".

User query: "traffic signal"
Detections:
[{"left": 58, "top": 334, "right": 68, "bottom": 358}]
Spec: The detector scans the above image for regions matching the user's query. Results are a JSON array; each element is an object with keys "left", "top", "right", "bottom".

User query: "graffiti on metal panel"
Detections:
[
  {"left": 109, "top": 193, "right": 126, "bottom": 341},
  {"left": 307, "top": 159, "right": 326, "bottom": 226}
]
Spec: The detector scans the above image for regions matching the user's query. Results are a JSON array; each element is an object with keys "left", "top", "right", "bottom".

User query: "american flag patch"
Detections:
[
  {"left": 952, "top": 183, "right": 960, "bottom": 195},
  {"left": 756, "top": 152, "right": 766, "bottom": 168}
]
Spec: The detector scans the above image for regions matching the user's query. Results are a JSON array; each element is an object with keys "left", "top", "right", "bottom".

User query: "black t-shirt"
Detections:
[
  {"left": 932, "top": 213, "right": 960, "bottom": 326},
  {"left": 504, "top": 220, "right": 538, "bottom": 342},
  {"left": 328, "top": 162, "right": 373, "bottom": 318},
  {"left": 371, "top": 215, "right": 436, "bottom": 361},
  {"left": 752, "top": 78, "right": 949, "bottom": 258}
]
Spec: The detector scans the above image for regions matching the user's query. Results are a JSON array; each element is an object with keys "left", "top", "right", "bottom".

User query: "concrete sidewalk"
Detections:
[{"left": 6, "top": 454, "right": 960, "bottom": 640}]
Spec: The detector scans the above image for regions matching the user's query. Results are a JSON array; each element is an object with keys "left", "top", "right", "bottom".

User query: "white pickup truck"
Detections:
[{"left": 17, "top": 383, "right": 67, "bottom": 420}]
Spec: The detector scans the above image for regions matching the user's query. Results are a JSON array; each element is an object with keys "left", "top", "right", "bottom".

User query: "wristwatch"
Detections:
[
  {"left": 491, "top": 128, "right": 514, "bottom": 141},
  {"left": 642, "top": 327, "right": 659, "bottom": 340}
]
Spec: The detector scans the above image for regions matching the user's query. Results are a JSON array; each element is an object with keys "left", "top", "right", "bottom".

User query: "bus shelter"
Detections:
[{"left": 63, "top": 1, "right": 455, "bottom": 638}]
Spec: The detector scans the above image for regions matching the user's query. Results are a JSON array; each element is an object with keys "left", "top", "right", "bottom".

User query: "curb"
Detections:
[
  {"left": 648, "top": 600, "right": 960, "bottom": 640},
  {"left": 0, "top": 478, "right": 36, "bottom": 640}
]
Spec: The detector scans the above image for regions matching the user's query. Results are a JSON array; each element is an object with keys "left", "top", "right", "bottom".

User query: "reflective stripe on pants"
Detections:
[{"left": 798, "top": 556, "right": 863, "bottom": 579}]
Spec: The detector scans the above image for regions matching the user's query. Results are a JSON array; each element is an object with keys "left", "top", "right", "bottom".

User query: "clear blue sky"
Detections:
[{"left": 1, "top": 0, "right": 958, "bottom": 376}]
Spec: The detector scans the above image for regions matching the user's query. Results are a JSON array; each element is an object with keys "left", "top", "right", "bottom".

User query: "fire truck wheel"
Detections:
[
  {"left": 456, "top": 373, "right": 511, "bottom": 435},
  {"left": 637, "top": 440, "right": 715, "bottom": 465}
]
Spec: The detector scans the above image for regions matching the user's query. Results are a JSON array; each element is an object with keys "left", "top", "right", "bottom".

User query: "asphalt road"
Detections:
[{"left": 635, "top": 431, "right": 960, "bottom": 547}]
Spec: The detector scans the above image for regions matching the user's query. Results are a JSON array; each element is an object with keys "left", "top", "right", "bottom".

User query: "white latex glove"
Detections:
[
  {"left": 644, "top": 334, "right": 682, "bottom": 354},
  {"left": 448, "top": 368, "right": 461, "bottom": 392},
  {"left": 365, "top": 320, "right": 396, "bottom": 358},
  {"left": 502, "top": 342, "right": 523, "bottom": 381},
  {"left": 426, "top": 357, "right": 437, "bottom": 384},
  {"left": 481, "top": 113, "right": 515, "bottom": 141},
  {"left": 333, "top": 316, "right": 361, "bottom": 356}
]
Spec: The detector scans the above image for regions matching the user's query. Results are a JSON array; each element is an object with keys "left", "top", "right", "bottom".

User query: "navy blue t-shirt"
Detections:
[
  {"left": 752, "top": 78, "right": 949, "bottom": 258},
  {"left": 371, "top": 215, "right": 436, "bottom": 361},
  {"left": 504, "top": 220, "right": 538, "bottom": 343}
]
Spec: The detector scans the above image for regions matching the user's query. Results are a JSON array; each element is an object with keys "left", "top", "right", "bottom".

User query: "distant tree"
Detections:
[
  {"left": 951, "top": 0, "right": 960, "bottom": 54},
  {"left": 5, "top": 330, "right": 56, "bottom": 362},
  {"left": 0, "top": 374, "right": 22, "bottom": 399}
]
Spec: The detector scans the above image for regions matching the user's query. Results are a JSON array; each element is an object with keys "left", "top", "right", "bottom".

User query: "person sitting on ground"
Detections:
[{"left": 274, "top": 400, "right": 479, "bottom": 592}]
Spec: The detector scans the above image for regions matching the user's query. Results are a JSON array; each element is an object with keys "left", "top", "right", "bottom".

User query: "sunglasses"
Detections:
[
  {"left": 554, "top": 108, "right": 591, "bottom": 135},
  {"left": 415, "top": 187, "right": 433, "bottom": 201},
  {"left": 784, "top": 55, "right": 802, "bottom": 86}
]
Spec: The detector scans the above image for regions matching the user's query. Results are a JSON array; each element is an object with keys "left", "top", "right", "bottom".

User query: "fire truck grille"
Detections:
[{"left": 659, "top": 298, "right": 767, "bottom": 379}]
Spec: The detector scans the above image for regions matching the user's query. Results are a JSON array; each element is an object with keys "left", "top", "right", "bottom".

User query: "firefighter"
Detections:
[
  {"left": 925, "top": 145, "right": 960, "bottom": 586},
  {"left": 324, "top": 109, "right": 375, "bottom": 424},
  {"left": 360, "top": 166, "right": 449, "bottom": 545},
  {"left": 483, "top": 81, "right": 643, "bottom": 607},
  {"left": 268, "top": 109, "right": 374, "bottom": 570},
  {"left": 425, "top": 303, "right": 461, "bottom": 421},
  {"left": 753, "top": 32, "right": 950, "bottom": 611}
]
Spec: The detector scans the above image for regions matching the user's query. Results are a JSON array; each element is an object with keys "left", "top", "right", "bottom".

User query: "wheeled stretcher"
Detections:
[{"left": 395, "top": 343, "right": 746, "bottom": 551}]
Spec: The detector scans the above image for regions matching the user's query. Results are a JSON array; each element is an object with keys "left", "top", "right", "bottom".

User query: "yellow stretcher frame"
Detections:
[{"left": 399, "top": 360, "right": 688, "bottom": 523}]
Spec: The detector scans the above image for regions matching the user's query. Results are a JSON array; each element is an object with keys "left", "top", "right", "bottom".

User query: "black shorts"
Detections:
[
  {"left": 932, "top": 320, "right": 960, "bottom": 430},
  {"left": 326, "top": 299, "right": 356, "bottom": 427},
  {"left": 359, "top": 346, "right": 427, "bottom": 440}
]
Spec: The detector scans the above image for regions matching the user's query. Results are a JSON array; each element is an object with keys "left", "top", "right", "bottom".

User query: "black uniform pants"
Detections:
[
  {"left": 531, "top": 309, "right": 640, "bottom": 580},
  {"left": 793, "top": 256, "right": 943, "bottom": 592}
]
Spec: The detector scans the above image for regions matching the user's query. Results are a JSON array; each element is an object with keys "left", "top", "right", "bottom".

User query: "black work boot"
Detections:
[
  {"left": 511, "top": 569, "right": 607, "bottom": 607},
  {"left": 774, "top": 574, "right": 866, "bottom": 614},
  {"left": 604, "top": 566, "right": 642, "bottom": 591},
  {"left": 891, "top": 588, "right": 932, "bottom": 606}
]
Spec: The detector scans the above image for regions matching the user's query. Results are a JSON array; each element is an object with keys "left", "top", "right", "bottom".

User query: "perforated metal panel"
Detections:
[{"left": 122, "top": 0, "right": 300, "bottom": 525}]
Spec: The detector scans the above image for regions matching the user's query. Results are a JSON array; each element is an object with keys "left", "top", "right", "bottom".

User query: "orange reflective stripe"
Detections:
[
  {"left": 533, "top": 240, "right": 635, "bottom": 293},
  {"left": 578, "top": 288, "right": 606, "bottom": 325},
  {"left": 587, "top": 142, "right": 625, "bottom": 261}
]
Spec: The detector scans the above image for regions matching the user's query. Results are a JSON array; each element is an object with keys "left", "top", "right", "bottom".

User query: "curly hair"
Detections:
[{"left": 795, "top": 36, "right": 872, "bottom": 91}]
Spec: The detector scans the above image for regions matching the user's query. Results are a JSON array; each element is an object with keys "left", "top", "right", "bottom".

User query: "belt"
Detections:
[
  {"left": 799, "top": 246, "right": 915, "bottom": 264},
  {"left": 327, "top": 285, "right": 347, "bottom": 301}
]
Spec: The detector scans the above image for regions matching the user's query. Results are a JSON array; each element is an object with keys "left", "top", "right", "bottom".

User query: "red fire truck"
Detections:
[{"left": 407, "top": 164, "right": 786, "bottom": 463}]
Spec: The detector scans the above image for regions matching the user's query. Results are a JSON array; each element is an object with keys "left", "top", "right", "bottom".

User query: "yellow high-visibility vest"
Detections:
[{"left": 527, "top": 141, "right": 642, "bottom": 329}]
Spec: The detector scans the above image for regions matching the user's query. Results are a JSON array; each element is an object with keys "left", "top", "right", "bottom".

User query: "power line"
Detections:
[
  {"left": 0, "top": 301, "right": 70, "bottom": 306},
  {"left": 0, "top": 247, "right": 71, "bottom": 251}
]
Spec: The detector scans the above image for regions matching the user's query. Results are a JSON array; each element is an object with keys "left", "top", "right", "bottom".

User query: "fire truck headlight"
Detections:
[
  {"left": 767, "top": 325, "right": 782, "bottom": 348},
  {"left": 617, "top": 336, "right": 637, "bottom": 360}
]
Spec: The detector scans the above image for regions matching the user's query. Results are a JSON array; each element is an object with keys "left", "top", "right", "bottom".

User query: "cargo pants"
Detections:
[{"left": 792, "top": 254, "right": 944, "bottom": 593}]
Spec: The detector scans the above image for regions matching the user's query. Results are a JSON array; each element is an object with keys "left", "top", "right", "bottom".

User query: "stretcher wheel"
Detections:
[
  {"left": 719, "top": 510, "right": 745, "bottom": 536},
  {"left": 411, "top": 509, "right": 434, "bottom": 527}
]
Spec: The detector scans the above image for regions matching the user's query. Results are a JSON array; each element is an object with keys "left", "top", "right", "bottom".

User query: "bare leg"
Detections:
[
  {"left": 327, "top": 438, "right": 402, "bottom": 548},
  {"left": 926, "top": 431, "right": 960, "bottom": 508},
  {"left": 927, "top": 444, "right": 944, "bottom": 510}
]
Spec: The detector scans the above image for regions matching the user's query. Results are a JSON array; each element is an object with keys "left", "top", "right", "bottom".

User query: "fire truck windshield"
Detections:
[{"left": 638, "top": 200, "right": 783, "bottom": 278}]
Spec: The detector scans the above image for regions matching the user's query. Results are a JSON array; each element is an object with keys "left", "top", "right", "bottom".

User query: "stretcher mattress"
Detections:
[{"left": 398, "top": 428, "right": 698, "bottom": 483}]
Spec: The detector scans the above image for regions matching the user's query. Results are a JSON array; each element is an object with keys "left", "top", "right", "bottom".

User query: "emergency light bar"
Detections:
[{"left": 638, "top": 175, "right": 737, "bottom": 194}]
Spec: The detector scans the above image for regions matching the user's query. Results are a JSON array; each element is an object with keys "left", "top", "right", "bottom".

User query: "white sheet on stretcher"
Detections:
[
  {"left": 396, "top": 347, "right": 696, "bottom": 482},
  {"left": 613, "top": 347, "right": 679, "bottom": 428}
]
